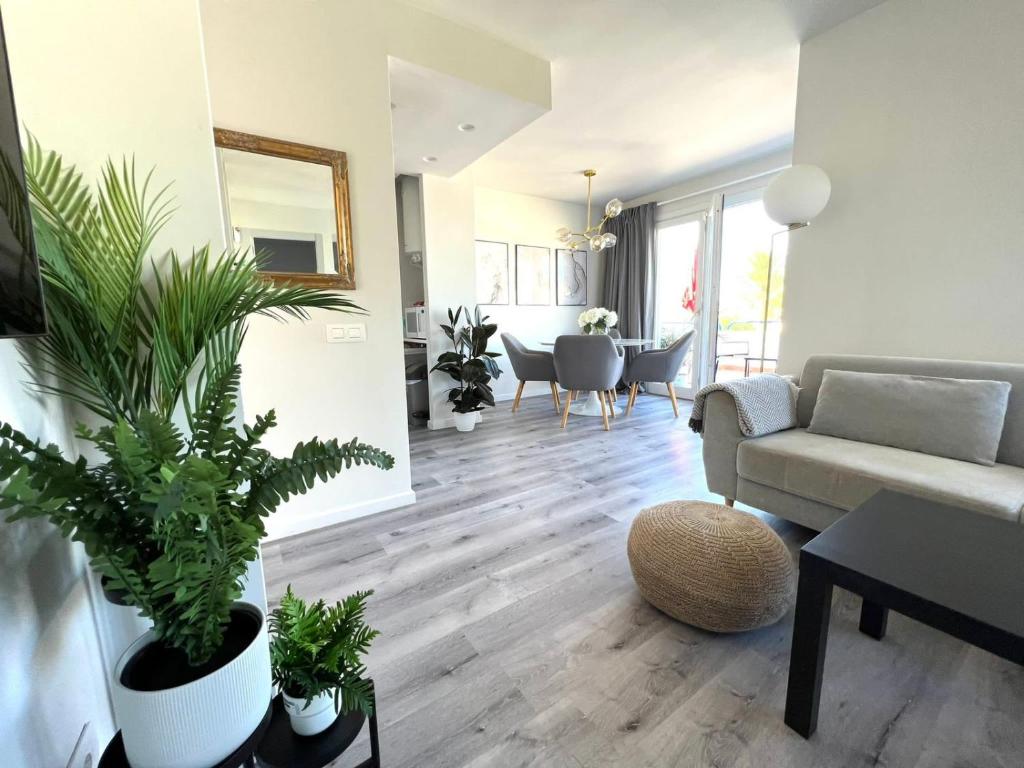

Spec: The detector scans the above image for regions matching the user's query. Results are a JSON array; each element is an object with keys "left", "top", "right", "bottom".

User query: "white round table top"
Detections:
[{"left": 540, "top": 338, "right": 655, "bottom": 347}]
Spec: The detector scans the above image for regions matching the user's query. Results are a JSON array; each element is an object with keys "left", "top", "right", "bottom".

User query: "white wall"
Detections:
[
  {"left": 1, "top": 1, "right": 226, "bottom": 764},
  {"left": 200, "top": 0, "right": 551, "bottom": 463},
  {"left": 199, "top": 0, "right": 549, "bottom": 531},
  {"left": 778, "top": 0, "right": 1024, "bottom": 373},
  {"left": 421, "top": 172, "right": 477, "bottom": 428},
  {"left": 473, "top": 187, "right": 595, "bottom": 401},
  {"left": 201, "top": 1, "right": 417, "bottom": 538}
]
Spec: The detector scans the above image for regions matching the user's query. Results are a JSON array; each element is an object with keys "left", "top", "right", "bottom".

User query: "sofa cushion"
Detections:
[
  {"left": 807, "top": 369, "right": 1010, "bottom": 466},
  {"left": 737, "top": 429, "right": 1024, "bottom": 523},
  {"left": 796, "top": 355, "right": 1024, "bottom": 468}
]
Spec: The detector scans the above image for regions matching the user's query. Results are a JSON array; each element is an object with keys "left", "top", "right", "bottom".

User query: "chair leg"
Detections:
[
  {"left": 561, "top": 390, "right": 574, "bottom": 428},
  {"left": 667, "top": 382, "right": 680, "bottom": 418},
  {"left": 512, "top": 380, "right": 525, "bottom": 413},
  {"left": 599, "top": 390, "right": 610, "bottom": 431},
  {"left": 606, "top": 390, "right": 616, "bottom": 418},
  {"left": 725, "top": 498, "right": 735, "bottom": 507},
  {"left": 549, "top": 381, "right": 561, "bottom": 411},
  {"left": 625, "top": 382, "right": 638, "bottom": 415}
]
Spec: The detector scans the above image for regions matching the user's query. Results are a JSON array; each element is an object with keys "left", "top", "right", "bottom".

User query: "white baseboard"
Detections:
[{"left": 265, "top": 489, "right": 417, "bottom": 541}]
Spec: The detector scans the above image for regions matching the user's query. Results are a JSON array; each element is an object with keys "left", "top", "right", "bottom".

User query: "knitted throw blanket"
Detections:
[{"left": 689, "top": 374, "right": 798, "bottom": 437}]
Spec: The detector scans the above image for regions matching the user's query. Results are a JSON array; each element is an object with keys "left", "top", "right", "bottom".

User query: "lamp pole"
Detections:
[{"left": 759, "top": 222, "right": 807, "bottom": 374}]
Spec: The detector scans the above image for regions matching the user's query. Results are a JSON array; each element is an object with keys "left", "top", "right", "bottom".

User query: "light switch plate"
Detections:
[{"left": 325, "top": 323, "right": 366, "bottom": 343}]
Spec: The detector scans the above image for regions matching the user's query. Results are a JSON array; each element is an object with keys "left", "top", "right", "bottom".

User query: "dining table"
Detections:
[{"left": 540, "top": 338, "right": 656, "bottom": 416}]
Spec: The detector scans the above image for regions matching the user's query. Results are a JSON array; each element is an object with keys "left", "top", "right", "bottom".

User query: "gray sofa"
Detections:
[{"left": 701, "top": 354, "right": 1024, "bottom": 530}]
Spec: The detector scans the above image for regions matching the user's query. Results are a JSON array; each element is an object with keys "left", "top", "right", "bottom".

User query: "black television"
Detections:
[{"left": 0, "top": 11, "right": 45, "bottom": 338}]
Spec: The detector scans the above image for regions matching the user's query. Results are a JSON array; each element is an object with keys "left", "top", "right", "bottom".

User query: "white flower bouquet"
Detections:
[{"left": 577, "top": 307, "right": 619, "bottom": 335}]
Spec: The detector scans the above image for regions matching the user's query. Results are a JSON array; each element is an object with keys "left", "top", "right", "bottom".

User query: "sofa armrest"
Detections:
[{"left": 701, "top": 390, "right": 747, "bottom": 500}]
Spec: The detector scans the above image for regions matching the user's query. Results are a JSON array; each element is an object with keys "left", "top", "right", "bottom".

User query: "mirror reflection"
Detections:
[{"left": 219, "top": 148, "right": 337, "bottom": 275}]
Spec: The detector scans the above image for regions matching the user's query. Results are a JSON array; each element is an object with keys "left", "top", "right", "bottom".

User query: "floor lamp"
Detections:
[{"left": 758, "top": 164, "right": 832, "bottom": 373}]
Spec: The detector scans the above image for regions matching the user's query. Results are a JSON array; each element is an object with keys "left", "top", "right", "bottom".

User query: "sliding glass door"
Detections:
[
  {"left": 650, "top": 211, "right": 705, "bottom": 399},
  {"left": 648, "top": 181, "right": 783, "bottom": 400},
  {"left": 712, "top": 190, "right": 786, "bottom": 382}
]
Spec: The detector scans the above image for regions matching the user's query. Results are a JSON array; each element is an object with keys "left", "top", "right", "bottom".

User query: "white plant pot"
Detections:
[
  {"left": 453, "top": 411, "right": 477, "bottom": 432},
  {"left": 282, "top": 690, "right": 339, "bottom": 736},
  {"left": 110, "top": 602, "right": 272, "bottom": 768}
]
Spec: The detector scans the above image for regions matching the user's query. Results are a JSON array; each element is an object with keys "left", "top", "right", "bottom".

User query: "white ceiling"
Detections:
[
  {"left": 389, "top": 57, "right": 547, "bottom": 178},
  {"left": 404, "top": 0, "right": 888, "bottom": 203}
]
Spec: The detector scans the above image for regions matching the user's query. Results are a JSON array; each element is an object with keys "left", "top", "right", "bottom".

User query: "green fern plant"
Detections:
[
  {"left": 269, "top": 586, "right": 380, "bottom": 716},
  {"left": 0, "top": 141, "right": 394, "bottom": 664}
]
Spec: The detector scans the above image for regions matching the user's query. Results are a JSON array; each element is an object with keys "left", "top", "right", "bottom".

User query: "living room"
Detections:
[{"left": 1, "top": 1, "right": 1021, "bottom": 767}]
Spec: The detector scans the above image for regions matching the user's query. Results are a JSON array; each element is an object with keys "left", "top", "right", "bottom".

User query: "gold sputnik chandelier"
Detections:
[{"left": 556, "top": 169, "right": 622, "bottom": 252}]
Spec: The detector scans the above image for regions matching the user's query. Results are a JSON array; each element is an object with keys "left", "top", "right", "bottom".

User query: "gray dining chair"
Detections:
[
  {"left": 623, "top": 330, "right": 696, "bottom": 418},
  {"left": 553, "top": 334, "right": 624, "bottom": 431},
  {"left": 501, "top": 333, "right": 561, "bottom": 412},
  {"left": 607, "top": 328, "right": 625, "bottom": 358}
]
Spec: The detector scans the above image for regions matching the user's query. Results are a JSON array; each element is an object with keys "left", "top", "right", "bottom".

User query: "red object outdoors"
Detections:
[{"left": 681, "top": 248, "right": 698, "bottom": 313}]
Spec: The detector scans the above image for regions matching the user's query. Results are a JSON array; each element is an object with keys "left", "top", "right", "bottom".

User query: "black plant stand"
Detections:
[
  {"left": 98, "top": 699, "right": 273, "bottom": 767},
  {"left": 256, "top": 683, "right": 381, "bottom": 768}
]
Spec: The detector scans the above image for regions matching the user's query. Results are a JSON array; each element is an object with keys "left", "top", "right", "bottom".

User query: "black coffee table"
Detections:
[{"left": 784, "top": 489, "right": 1024, "bottom": 738}]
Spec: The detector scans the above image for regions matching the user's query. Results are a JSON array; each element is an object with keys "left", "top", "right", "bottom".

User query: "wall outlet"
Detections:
[
  {"left": 325, "top": 323, "right": 367, "bottom": 343},
  {"left": 66, "top": 722, "right": 96, "bottom": 768}
]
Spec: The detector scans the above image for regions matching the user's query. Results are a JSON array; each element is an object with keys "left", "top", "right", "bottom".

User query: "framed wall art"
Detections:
[{"left": 475, "top": 240, "right": 509, "bottom": 304}]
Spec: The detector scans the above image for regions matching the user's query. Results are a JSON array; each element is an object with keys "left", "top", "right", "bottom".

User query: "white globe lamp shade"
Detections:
[{"left": 763, "top": 165, "right": 831, "bottom": 226}]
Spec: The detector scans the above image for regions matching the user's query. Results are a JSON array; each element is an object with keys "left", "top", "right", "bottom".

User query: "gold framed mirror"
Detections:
[{"left": 213, "top": 128, "right": 355, "bottom": 289}]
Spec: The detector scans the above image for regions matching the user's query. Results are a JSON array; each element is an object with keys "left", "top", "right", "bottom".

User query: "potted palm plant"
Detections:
[
  {"left": 269, "top": 586, "right": 379, "bottom": 736},
  {"left": 430, "top": 305, "right": 502, "bottom": 432},
  {"left": 0, "top": 140, "right": 393, "bottom": 768}
]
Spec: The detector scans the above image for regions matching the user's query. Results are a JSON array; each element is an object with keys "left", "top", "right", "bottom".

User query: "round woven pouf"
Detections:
[{"left": 627, "top": 500, "right": 795, "bottom": 632}]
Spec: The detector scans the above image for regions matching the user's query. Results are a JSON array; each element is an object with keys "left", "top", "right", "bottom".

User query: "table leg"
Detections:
[
  {"left": 859, "top": 599, "right": 889, "bottom": 640},
  {"left": 784, "top": 554, "right": 833, "bottom": 738},
  {"left": 368, "top": 708, "right": 381, "bottom": 768}
]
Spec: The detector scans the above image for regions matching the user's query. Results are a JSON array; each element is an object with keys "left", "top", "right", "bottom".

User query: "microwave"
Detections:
[{"left": 404, "top": 306, "right": 427, "bottom": 339}]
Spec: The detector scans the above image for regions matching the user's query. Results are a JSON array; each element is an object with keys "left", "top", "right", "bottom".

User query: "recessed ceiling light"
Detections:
[
  {"left": 457, "top": 123, "right": 476, "bottom": 132},
  {"left": 422, "top": 155, "right": 438, "bottom": 163}
]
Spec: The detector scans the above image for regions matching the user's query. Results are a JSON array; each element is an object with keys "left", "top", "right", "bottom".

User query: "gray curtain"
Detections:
[{"left": 601, "top": 202, "right": 657, "bottom": 371}]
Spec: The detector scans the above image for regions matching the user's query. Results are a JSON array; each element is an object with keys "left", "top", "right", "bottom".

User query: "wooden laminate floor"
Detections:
[{"left": 263, "top": 392, "right": 1024, "bottom": 768}]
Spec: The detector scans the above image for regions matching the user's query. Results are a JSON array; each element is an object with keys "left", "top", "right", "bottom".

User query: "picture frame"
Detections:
[
  {"left": 515, "top": 245, "right": 551, "bottom": 305},
  {"left": 475, "top": 240, "right": 510, "bottom": 305},
  {"left": 556, "top": 249, "right": 588, "bottom": 306}
]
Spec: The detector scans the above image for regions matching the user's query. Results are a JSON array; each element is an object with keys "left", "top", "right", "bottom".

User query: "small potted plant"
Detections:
[
  {"left": 430, "top": 305, "right": 502, "bottom": 432},
  {"left": 269, "top": 586, "right": 380, "bottom": 736},
  {"left": 577, "top": 306, "right": 618, "bottom": 335}
]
